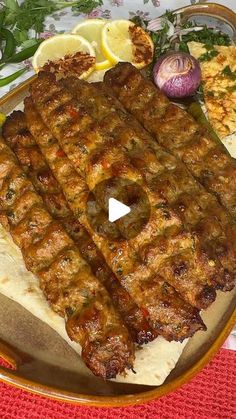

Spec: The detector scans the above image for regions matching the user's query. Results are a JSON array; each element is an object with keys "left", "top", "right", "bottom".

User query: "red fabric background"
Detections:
[{"left": 0, "top": 348, "right": 235, "bottom": 418}]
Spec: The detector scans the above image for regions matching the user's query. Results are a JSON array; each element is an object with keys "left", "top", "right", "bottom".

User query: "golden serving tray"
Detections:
[{"left": 0, "top": 3, "right": 235, "bottom": 407}]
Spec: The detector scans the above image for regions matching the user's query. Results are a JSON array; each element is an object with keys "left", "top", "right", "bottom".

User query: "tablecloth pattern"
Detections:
[
  {"left": 1, "top": 0, "right": 236, "bottom": 96},
  {"left": 1, "top": 0, "right": 235, "bottom": 348},
  {"left": 0, "top": 348, "right": 236, "bottom": 418}
]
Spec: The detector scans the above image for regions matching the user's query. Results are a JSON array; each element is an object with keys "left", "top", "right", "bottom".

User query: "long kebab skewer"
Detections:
[
  {"left": 63, "top": 76, "right": 236, "bottom": 293},
  {"left": 104, "top": 63, "right": 236, "bottom": 220},
  {"left": 0, "top": 136, "right": 135, "bottom": 379},
  {"left": 30, "top": 71, "right": 217, "bottom": 309},
  {"left": 3, "top": 110, "right": 156, "bottom": 345},
  {"left": 24, "top": 94, "right": 206, "bottom": 342}
]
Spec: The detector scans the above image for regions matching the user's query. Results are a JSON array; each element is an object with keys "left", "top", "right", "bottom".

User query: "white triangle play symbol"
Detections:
[{"left": 108, "top": 198, "right": 131, "bottom": 222}]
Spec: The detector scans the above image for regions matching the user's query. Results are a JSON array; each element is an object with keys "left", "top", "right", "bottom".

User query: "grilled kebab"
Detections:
[
  {"left": 63, "top": 76, "right": 236, "bottom": 293},
  {"left": 104, "top": 63, "right": 236, "bottom": 220},
  {"left": 2, "top": 110, "right": 157, "bottom": 345},
  {"left": 24, "top": 94, "right": 206, "bottom": 342},
  {"left": 0, "top": 136, "right": 135, "bottom": 379},
  {"left": 30, "top": 71, "right": 219, "bottom": 310}
]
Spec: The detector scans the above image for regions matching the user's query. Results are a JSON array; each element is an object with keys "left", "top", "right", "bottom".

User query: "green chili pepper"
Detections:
[
  {"left": 0, "top": 40, "right": 42, "bottom": 70},
  {"left": 0, "top": 68, "right": 27, "bottom": 88},
  {"left": 1, "top": 28, "right": 16, "bottom": 60},
  {"left": 5, "top": 41, "right": 41, "bottom": 63},
  {"left": 187, "top": 102, "right": 221, "bottom": 144}
]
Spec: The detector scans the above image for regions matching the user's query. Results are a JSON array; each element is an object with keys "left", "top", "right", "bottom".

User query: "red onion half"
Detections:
[{"left": 153, "top": 51, "right": 201, "bottom": 98}]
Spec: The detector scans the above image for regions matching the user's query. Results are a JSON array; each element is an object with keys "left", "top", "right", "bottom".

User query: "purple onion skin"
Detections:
[{"left": 153, "top": 51, "right": 201, "bottom": 99}]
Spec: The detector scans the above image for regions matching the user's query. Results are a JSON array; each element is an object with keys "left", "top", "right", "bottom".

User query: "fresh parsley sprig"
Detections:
[
  {"left": 131, "top": 10, "right": 231, "bottom": 66},
  {"left": 0, "top": 0, "right": 104, "bottom": 86},
  {"left": 222, "top": 65, "right": 236, "bottom": 81},
  {"left": 3, "top": 0, "right": 104, "bottom": 34},
  {"left": 198, "top": 49, "right": 219, "bottom": 62}
]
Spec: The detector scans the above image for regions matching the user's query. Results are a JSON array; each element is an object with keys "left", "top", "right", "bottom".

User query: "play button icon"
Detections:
[
  {"left": 108, "top": 198, "right": 130, "bottom": 222},
  {"left": 86, "top": 177, "right": 151, "bottom": 241}
]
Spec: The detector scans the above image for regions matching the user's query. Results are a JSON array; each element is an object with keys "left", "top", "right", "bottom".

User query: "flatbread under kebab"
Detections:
[
  {"left": 0, "top": 223, "right": 187, "bottom": 385},
  {"left": 0, "top": 136, "right": 134, "bottom": 379},
  {"left": 24, "top": 94, "right": 204, "bottom": 343},
  {"left": 30, "top": 71, "right": 218, "bottom": 310},
  {"left": 3, "top": 110, "right": 157, "bottom": 346}
]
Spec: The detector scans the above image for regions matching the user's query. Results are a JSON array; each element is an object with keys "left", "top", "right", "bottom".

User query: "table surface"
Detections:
[{"left": 0, "top": 349, "right": 235, "bottom": 418}]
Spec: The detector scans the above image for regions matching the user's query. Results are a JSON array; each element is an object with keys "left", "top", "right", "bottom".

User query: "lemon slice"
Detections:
[
  {"left": 101, "top": 19, "right": 154, "bottom": 69},
  {"left": 0, "top": 113, "right": 6, "bottom": 127},
  {"left": 32, "top": 34, "right": 96, "bottom": 79},
  {"left": 72, "top": 19, "right": 112, "bottom": 71},
  {"left": 87, "top": 68, "right": 108, "bottom": 83}
]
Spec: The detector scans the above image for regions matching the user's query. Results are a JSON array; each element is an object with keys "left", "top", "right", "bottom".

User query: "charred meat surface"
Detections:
[
  {"left": 25, "top": 90, "right": 206, "bottom": 342},
  {"left": 29, "top": 71, "right": 219, "bottom": 310},
  {"left": 3, "top": 110, "right": 156, "bottom": 345},
  {"left": 63, "top": 77, "right": 235, "bottom": 293},
  {"left": 0, "top": 136, "right": 135, "bottom": 379},
  {"left": 1, "top": 65, "right": 235, "bottom": 376},
  {"left": 104, "top": 63, "right": 236, "bottom": 220}
]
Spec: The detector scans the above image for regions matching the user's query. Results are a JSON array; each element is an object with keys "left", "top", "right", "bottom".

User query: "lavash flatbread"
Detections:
[{"left": 0, "top": 225, "right": 187, "bottom": 386}]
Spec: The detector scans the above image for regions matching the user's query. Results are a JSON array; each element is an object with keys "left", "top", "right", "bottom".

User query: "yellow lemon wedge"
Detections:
[
  {"left": 101, "top": 19, "right": 154, "bottom": 69},
  {"left": 87, "top": 68, "right": 108, "bottom": 83},
  {"left": 32, "top": 34, "right": 96, "bottom": 79},
  {"left": 0, "top": 113, "right": 6, "bottom": 127},
  {"left": 72, "top": 19, "right": 112, "bottom": 71}
]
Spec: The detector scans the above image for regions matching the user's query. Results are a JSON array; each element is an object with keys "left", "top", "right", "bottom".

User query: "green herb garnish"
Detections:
[
  {"left": 199, "top": 49, "right": 219, "bottom": 62},
  {"left": 206, "top": 91, "right": 215, "bottom": 98},
  {"left": 227, "top": 84, "right": 236, "bottom": 93},
  {"left": 130, "top": 15, "right": 148, "bottom": 29},
  {"left": 131, "top": 10, "right": 231, "bottom": 74},
  {"left": 0, "top": 0, "right": 104, "bottom": 86},
  {"left": 183, "top": 26, "right": 230, "bottom": 46},
  {"left": 3, "top": 1, "right": 104, "bottom": 34},
  {"left": 163, "top": 9, "right": 175, "bottom": 24},
  {"left": 179, "top": 27, "right": 230, "bottom": 54},
  {"left": 222, "top": 65, "right": 236, "bottom": 81}
]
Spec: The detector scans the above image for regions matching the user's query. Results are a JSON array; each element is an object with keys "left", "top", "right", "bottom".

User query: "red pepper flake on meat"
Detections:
[
  {"left": 66, "top": 105, "right": 79, "bottom": 119},
  {"left": 101, "top": 159, "right": 110, "bottom": 170},
  {"left": 56, "top": 149, "right": 66, "bottom": 158},
  {"left": 42, "top": 52, "right": 95, "bottom": 79},
  {"left": 141, "top": 307, "right": 149, "bottom": 318}
]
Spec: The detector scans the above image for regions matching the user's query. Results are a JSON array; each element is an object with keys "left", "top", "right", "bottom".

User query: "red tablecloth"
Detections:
[{"left": 0, "top": 348, "right": 235, "bottom": 418}]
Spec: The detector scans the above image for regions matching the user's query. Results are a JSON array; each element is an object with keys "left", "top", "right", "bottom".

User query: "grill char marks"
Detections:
[
  {"left": 2, "top": 65, "right": 235, "bottom": 375},
  {"left": 3, "top": 110, "right": 156, "bottom": 345},
  {"left": 26, "top": 79, "right": 206, "bottom": 342},
  {"left": 29, "top": 72, "right": 218, "bottom": 310},
  {"left": 104, "top": 63, "right": 236, "bottom": 292},
  {"left": 104, "top": 63, "right": 236, "bottom": 215},
  {"left": 0, "top": 136, "right": 135, "bottom": 379},
  {"left": 51, "top": 73, "right": 216, "bottom": 307}
]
